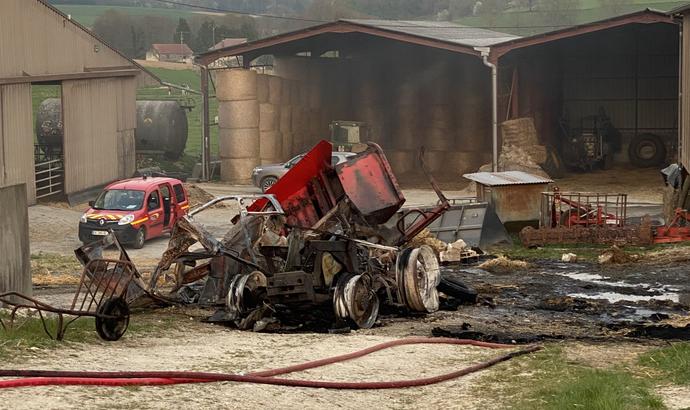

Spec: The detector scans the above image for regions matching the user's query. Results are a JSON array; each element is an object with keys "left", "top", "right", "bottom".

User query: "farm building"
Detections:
[
  {"left": 0, "top": 0, "right": 158, "bottom": 205},
  {"left": 146, "top": 43, "right": 194, "bottom": 64},
  {"left": 196, "top": 10, "right": 679, "bottom": 184},
  {"left": 672, "top": 4, "right": 690, "bottom": 168}
]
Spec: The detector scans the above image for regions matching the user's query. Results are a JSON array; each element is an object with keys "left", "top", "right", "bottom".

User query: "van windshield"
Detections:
[{"left": 93, "top": 189, "right": 145, "bottom": 211}]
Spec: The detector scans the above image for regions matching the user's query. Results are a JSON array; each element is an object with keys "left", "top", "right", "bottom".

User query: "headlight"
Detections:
[
  {"left": 80, "top": 214, "right": 87, "bottom": 223},
  {"left": 118, "top": 214, "right": 135, "bottom": 225}
]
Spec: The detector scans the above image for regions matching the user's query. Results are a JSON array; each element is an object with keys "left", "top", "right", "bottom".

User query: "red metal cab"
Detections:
[{"left": 78, "top": 176, "right": 190, "bottom": 248}]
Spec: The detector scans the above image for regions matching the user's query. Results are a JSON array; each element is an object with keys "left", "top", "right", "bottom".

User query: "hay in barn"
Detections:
[
  {"left": 220, "top": 158, "right": 260, "bottom": 184},
  {"left": 259, "top": 103, "right": 279, "bottom": 132},
  {"left": 218, "top": 127, "right": 259, "bottom": 159},
  {"left": 260, "top": 130, "right": 281, "bottom": 163},
  {"left": 256, "top": 74, "right": 269, "bottom": 103},
  {"left": 218, "top": 100, "right": 259, "bottom": 129}
]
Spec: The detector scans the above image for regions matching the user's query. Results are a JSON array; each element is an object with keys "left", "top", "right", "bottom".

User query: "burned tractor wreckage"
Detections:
[{"left": 80, "top": 140, "right": 455, "bottom": 334}]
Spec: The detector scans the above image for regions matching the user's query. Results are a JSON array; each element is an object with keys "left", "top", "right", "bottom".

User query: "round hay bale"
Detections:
[
  {"left": 259, "top": 103, "right": 279, "bottom": 132},
  {"left": 220, "top": 158, "right": 259, "bottom": 184},
  {"left": 260, "top": 130, "right": 281, "bottom": 162},
  {"left": 281, "top": 80, "right": 291, "bottom": 105},
  {"left": 424, "top": 127, "right": 454, "bottom": 151},
  {"left": 386, "top": 150, "right": 416, "bottom": 175},
  {"left": 279, "top": 105, "right": 292, "bottom": 133},
  {"left": 455, "top": 131, "right": 486, "bottom": 152},
  {"left": 427, "top": 105, "right": 453, "bottom": 129},
  {"left": 282, "top": 132, "right": 294, "bottom": 159},
  {"left": 216, "top": 69, "right": 257, "bottom": 102},
  {"left": 395, "top": 127, "right": 419, "bottom": 151},
  {"left": 268, "top": 76, "right": 283, "bottom": 105},
  {"left": 424, "top": 150, "right": 446, "bottom": 173},
  {"left": 256, "top": 74, "right": 269, "bottom": 103},
  {"left": 308, "top": 85, "right": 321, "bottom": 109},
  {"left": 219, "top": 127, "right": 260, "bottom": 159},
  {"left": 218, "top": 100, "right": 259, "bottom": 129},
  {"left": 444, "top": 151, "right": 481, "bottom": 175},
  {"left": 290, "top": 81, "right": 301, "bottom": 105},
  {"left": 396, "top": 105, "right": 419, "bottom": 130},
  {"left": 397, "top": 83, "right": 418, "bottom": 103}
]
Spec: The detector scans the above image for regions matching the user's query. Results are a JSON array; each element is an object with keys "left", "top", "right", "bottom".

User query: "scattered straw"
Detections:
[{"left": 478, "top": 256, "right": 530, "bottom": 274}]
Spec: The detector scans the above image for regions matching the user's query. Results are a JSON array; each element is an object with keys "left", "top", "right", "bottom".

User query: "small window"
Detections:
[
  {"left": 173, "top": 184, "right": 186, "bottom": 203},
  {"left": 160, "top": 185, "right": 171, "bottom": 201},
  {"left": 147, "top": 191, "right": 161, "bottom": 211}
]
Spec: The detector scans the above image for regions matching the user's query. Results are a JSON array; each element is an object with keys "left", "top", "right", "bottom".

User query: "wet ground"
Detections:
[{"left": 437, "top": 258, "right": 690, "bottom": 342}]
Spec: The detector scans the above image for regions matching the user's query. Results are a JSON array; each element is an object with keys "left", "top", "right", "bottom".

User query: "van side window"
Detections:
[
  {"left": 147, "top": 191, "right": 160, "bottom": 211},
  {"left": 173, "top": 184, "right": 186, "bottom": 203}
]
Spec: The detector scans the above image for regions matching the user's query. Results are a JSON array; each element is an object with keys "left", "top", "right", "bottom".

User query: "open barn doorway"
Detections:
[{"left": 32, "top": 83, "right": 64, "bottom": 201}]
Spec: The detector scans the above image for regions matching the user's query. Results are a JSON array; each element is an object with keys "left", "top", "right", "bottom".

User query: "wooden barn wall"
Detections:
[
  {"left": 62, "top": 77, "right": 136, "bottom": 194},
  {"left": 0, "top": 0, "right": 154, "bottom": 86},
  {"left": 0, "top": 83, "right": 36, "bottom": 204},
  {"left": 682, "top": 14, "right": 690, "bottom": 168}
]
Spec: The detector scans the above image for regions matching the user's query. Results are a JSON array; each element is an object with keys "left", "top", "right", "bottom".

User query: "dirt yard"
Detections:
[{"left": 12, "top": 173, "right": 688, "bottom": 409}]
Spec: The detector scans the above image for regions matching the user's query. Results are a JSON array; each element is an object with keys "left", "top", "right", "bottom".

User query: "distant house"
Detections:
[
  {"left": 209, "top": 38, "right": 247, "bottom": 68},
  {"left": 146, "top": 43, "right": 194, "bottom": 63}
]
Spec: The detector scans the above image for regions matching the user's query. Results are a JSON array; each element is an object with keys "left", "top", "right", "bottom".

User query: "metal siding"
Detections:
[
  {"left": 62, "top": 79, "right": 120, "bottom": 194},
  {"left": 0, "top": 84, "right": 36, "bottom": 204},
  {"left": 683, "top": 15, "right": 690, "bottom": 167},
  {"left": 0, "top": 0, "right": 156, "bottom": 87}
]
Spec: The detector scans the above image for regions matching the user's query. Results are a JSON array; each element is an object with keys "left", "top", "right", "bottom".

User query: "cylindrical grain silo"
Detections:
[{"left": 216, "top": 69, "right": 260, "bottom": 184}]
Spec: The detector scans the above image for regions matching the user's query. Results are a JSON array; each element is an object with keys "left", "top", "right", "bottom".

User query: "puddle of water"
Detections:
[
  {"left": 553, "top": 272, "right": 681, "bottom": 293},
  {"left": 568, "top": 291, "right": 680, "bottom": 304}
]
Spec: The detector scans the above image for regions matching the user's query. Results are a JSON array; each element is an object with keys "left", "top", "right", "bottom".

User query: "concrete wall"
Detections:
[{"left": 0, "top": 184, "right": 31, "bottom": 299}]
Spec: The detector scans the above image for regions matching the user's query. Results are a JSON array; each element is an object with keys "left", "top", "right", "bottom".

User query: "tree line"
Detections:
[{"left": 92, "top": 11, "right": 258, "bottom": 59}]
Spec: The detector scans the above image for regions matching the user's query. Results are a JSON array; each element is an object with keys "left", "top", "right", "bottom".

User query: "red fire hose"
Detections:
[{"left": 0, "top": 337, "right": 541, "bottom": 390}]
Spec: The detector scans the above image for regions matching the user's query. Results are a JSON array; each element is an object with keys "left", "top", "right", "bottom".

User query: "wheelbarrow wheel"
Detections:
[{"left": 95, "top": 297, "right": 130, "bottom": 341}]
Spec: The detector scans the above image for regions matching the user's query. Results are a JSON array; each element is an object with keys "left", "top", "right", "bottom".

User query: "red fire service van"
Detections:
[{"left": 78, "top": 177, "right": 190, "bottom": 248}]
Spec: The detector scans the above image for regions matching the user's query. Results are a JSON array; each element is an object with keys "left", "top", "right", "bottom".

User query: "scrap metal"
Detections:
[
  {"left": 106, "top": 140, "right": 456, "bottom": 332},
  {"left": 0, "top": 233, "right": 147, "bottom": 341}
]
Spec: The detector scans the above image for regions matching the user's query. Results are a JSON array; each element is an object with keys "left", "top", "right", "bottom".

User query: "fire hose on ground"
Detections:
[{"left": 0, "top": 337, "right": 541, "bottom": 390}]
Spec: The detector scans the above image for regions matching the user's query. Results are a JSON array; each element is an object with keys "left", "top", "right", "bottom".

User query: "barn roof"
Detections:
[{"left": 197, "top": 19, "right": 518, "bottom": 64}]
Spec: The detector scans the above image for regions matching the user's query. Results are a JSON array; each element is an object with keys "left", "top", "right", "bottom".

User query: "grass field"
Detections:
[{"left": 54, "top": 4, "right": 201, "bottom": 27}]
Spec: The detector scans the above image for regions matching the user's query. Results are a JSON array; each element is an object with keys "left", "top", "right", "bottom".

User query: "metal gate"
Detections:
[{"left": 34, "top": 145, "right": 63, "bottom": 200}]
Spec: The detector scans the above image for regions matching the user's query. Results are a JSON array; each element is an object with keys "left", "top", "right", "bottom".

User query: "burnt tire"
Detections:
[
  {"left": 95, "top": 297, "right": 130, "bottom": 341},
  {"left": 629, "top": 133, "right": 666, "bottom": 168},
  {"left": 438, "top": 276, "right": 478, "bottom": 304},
  {"left": 131, "top": 227, "right": 146, "bottom": 249}
]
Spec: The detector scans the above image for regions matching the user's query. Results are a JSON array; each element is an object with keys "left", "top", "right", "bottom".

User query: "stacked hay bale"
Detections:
[
  {"left": 476, "top": 117, "right": 550, "bottom": 178},
  {"left": 388, "top": 70, "right": 420, "bottom": 176},
  {"left": 216, "top": 69, "right": 260, "bottom": 184},
  {"left": 279, "top": 79, "right": 293, "bottom": 160},
  {"left": 257, "top": 75, "right": 282, "bottom": 165},
  {"left": 353, "top": 60, "right": 387, "bottom": 147}
]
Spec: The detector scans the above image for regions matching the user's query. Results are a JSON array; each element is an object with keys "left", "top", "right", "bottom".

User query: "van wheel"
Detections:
[
  {"left": 132, "top": 228, "right": 146, "bottom": 249},
  {"left": 261, "top": 176, "right": 278, "bottom": 193}
]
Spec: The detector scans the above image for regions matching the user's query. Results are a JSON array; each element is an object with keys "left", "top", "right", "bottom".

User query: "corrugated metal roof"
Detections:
[
  {"left": 342, "top": 19, "right": 519, "bottom": 48},
  {"left": 463, "top": 171, "right": 553, "bottom": 186}
]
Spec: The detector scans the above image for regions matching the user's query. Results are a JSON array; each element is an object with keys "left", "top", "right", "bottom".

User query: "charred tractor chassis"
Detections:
[{"left": 83, "top": 141, "right": 453, "bottom": 333}]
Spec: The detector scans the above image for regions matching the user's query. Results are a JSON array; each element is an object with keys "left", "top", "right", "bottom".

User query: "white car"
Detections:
[{"left": 252, "top": 152, "right": 356, "bottom": 192}]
